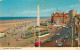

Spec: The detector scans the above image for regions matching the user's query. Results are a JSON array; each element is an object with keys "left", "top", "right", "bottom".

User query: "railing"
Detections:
[{"left": 38, "top": 33, "right": 49, "bottom": 38}]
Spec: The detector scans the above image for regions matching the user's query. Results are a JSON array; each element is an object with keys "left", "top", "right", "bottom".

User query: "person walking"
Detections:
[
  {"left": 56, "top": 40, "right": 57, "bottom": 43},
  {"left": 21, "top": 36, "right": 22, "bottom": 38},
  {"left": 64, "top": 40, "right": 65, "bottom": 42},
  {"left": 8, "top": 43, "right": 10, "bottom": 45}
]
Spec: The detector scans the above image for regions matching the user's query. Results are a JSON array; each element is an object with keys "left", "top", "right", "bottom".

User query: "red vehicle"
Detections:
[
  {"left": 70, "top": 26, "right": 72, "bottom": 28},
  {"left": 35, "top": 41, "right": 42, "bottom": 47}
]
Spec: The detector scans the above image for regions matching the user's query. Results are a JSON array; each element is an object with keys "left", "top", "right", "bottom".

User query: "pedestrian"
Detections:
[
  {"left": 6, "top": 40, "right": 8, "bottom": 42},
  {"left": 56, "top": 40, "right": 57, "bottom": 43},
  {"left": 64, "top": 40, "right": 65, "bottom": 42},
  {"left": 21, "top": 36, "right": 22, "bottom": 38},
  {"left": 8, "top": 43, "right": 10, "bottom": 45}
]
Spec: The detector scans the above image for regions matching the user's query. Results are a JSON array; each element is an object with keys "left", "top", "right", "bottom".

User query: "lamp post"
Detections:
[
  {"left": 71, "top": 15, "right": 75, "bottom": 47},
  {"left": 33, "top": 26, "right": 36, "bottom": 46},
  {"left": 39, "top": 33, "right": 40, "bottom": 47},
  {"left": 71, "top": 25, "right": 73, "bottom": 47},
  {"left": 78, "top": 22, "right": 80, "bottom": 47}
]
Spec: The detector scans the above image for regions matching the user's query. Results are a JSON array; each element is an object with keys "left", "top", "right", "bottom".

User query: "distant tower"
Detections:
[
  {"left": 68, "top": 10, "right": 77, "bottom": 18},
  {"left": 37, "top": 4, "right": 40, "bottom": 26}
]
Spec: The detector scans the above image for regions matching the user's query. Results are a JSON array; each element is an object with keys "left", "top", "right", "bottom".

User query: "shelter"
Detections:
[{"left": 0, "top": 33, "right": 6, "bottom": 38}]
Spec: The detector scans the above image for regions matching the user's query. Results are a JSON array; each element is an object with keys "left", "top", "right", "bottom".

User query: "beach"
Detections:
[
  {"left": 0, "top": 18, "right": 49, "bottom": 32},
  {"left": 0, "top": 18, "right": 49, "bottom": 47},
  {"left": 0, "top": 19, "right": 35, "bottom": 32}
]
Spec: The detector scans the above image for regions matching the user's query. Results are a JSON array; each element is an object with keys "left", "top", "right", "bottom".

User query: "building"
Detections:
[
  {"left": 51, "top": 12, "right": 69, "bottom": 24},
  {"left": 68, "top": 10, "right": 77, "bottom": 18},
  {"left": 75, "top": 14, "right": 80, "bottom": 38},
  {"left": 75, "top": 14, "right": 80, "bottom": 28},
  {"left": 75, "top": 14, "right": 80, "bottom": 18}
]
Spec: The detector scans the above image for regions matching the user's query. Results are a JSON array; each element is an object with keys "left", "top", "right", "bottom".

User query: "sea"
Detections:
[
  {"left": 0, "top": 17, "right": 37, "bottom": 20},
  {"left": 0, "top": 17, "right": 49, "bottom": 21}
]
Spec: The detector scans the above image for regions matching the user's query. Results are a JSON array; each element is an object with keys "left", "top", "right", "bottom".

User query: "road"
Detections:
[
  {"left": 42, "top": 17, "right": 78, "bottom": 47},
  {"left": 42, "top": 26, "right": 70, "bottom": 47}
]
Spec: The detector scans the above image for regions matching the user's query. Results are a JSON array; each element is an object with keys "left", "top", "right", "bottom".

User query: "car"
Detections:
[
  {"left": 58, "top": 42, "right": 63, "bottom": 47},
  {"left": 63, "top": 25, "right": 67, "bottom": 28},
  {"left": 75, "top": 38, "right": 78, "bottom": 41},
  {"left": 35, "top": 41, "right": 42, "bottom": 47},
  {"left": 66, "top": 26, "right": 68, "bottom": 28},
  {"left": 65, "top": 36, "right": 68, "bottom": 38},
  {"left": 65, "top": 35, "right": 68, "bottom": 38},
  {"left": 57, "top": 33, "right": 60, "bottom": 36},
  {"left": 63, "top": 25, "right": 66, "bottom": 27}
]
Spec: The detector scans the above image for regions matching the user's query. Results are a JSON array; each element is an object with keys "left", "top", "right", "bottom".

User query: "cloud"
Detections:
[
  {"left": 0, "top": 0, "right": 2, "bottom": 1},
  {"left": 22, "top": 8, "right": 56, "bottom": 14},
  {"left": 41, "top": 8, "right": 56, "bottom": 12},
  {"left": 22, "top": 11, "right": 37, "bottom": 14},
  {"left": 70, "top": 4, "right": 80, "bottom": 7}
]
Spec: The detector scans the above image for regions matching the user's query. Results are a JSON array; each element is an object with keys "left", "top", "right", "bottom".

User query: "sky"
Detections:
[{"left": 0, "top": 0, "right": 80, "bottom": 17}]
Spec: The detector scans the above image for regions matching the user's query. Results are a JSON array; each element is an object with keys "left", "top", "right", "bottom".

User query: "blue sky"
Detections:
[{"left": 0, "top": 0, "right": 80, "bottom": 17}]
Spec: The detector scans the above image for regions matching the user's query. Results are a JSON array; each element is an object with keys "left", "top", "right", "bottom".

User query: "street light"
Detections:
[
  {"left": 78, "top": 32, "right": 79, "bottom": 47},
  {"left": 70, "top": 25, "right": 73, "bottom": 47},
  {"left": 39, "top": 26, "right": 41, "bottom": 47},
  {"left": 71, "top": 25, "right": 73, "bottom": 47},
  {"left": 71, "top": 15, "right": 75, "bottom": 47},
  {"left": 33, "top": 26, "right": 36, "bottom": 45}
]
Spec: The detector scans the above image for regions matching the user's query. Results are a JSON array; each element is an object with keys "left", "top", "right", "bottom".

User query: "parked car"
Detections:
[
  {"left": 63, "top": 24, "right": 67, "bottom": 28},
  {"left": 58, "top": 42, "right": 63, "bottom": 47},
  {"left": 57, "top": 33, "right": 60, "bottom": 36},
  {"left": 65, "top": 35, "right": 68, "bottom": 39},
  {"left": 75, "top": 38, "right": 78, "bottom": 41},
  {"left": 63, "top": 26, "right": 66, "bottom": 27},
  {"left": 35, "top": 41, "right": 42, "bottom": 47},
  {"left": 66, "top": 26, "right": 68, "bottom": 28}
]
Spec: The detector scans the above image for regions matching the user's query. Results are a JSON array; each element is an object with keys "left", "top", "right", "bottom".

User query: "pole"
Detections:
[
  {"left": 34, "top": 26, "right": 36, "bottom": 46},
  {"left": 72, "top": 26, "right": 73, "bottom": 47},
  {"left": 78, "top": 23, "right": 80, "bottom": 47},
  {"left": 38, "top": 26, "right": 40, "bottom": 47},
  {"left": 34, "top": 32, "right": 36, "bottom": 45},
  {"left": 78, "top": 30, "right": 79, "bottom": 47}
]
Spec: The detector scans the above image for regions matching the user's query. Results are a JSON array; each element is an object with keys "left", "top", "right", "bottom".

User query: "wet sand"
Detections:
[{"left": 0, "top": 19, "right": 36, "bottom": 32}]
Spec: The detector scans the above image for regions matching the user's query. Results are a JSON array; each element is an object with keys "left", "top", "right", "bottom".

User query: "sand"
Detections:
[
  {"left": 0, "top": 18, "right": 49, "bottom": 47},
  {"left": 0, "top": 18, "right": 48, "bottom": 32},
  {"left": 0, "top": 19, "right": 32, "bottom": 32}
]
